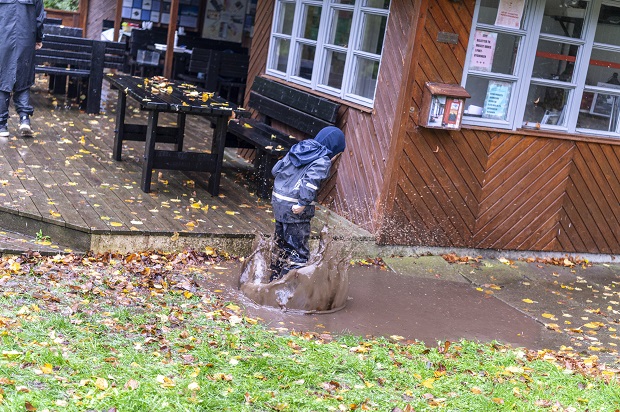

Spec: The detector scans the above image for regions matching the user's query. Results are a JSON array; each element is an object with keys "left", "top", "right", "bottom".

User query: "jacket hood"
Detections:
[
  {"left": 314, "top": 126, "right": 346, "bottom": 159},
  {"left": 289, "top": 139, "right": 331, "bottom": 167}
]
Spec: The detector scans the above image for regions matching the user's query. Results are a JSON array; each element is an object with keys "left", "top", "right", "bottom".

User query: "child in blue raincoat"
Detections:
[{"left": 269, "top": 126, "right": 346, "bottom": 281}]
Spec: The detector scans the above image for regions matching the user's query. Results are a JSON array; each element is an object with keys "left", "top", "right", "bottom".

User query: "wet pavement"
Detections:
[{"left": 204, "top": 255, "right": 620, "bottom": 365}]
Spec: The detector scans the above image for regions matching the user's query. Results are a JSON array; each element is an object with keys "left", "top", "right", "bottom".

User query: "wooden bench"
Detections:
[
  {"left": 35, "top": 32, "right": 124, "bottom": 115},
  {"left": 226, "top": 76, "right": 340, "bottom": 199},
  {"left": 177, "top": 47, "right": 219, "bottom": 89}
]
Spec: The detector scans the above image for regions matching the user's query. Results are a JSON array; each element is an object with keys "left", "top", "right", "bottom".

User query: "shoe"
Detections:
[
  {"left": 19, "top": 115, "right": 32, "bottom": 137},
  {"left": 0, "top": 123, "right": 8, "bottom": 137}
]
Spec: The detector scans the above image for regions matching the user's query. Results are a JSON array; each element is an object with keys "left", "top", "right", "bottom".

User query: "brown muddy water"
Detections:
[{"left": 212, "top": 235, "right": 544, "bottom": 348}]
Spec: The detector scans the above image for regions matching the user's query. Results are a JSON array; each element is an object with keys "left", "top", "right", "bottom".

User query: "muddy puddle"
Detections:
[
  {"left": 206, "top": 258, "right": 545, "bottom": 349},
  {"left": 238, "top": 227, "right": 350, "bottom": 313}
]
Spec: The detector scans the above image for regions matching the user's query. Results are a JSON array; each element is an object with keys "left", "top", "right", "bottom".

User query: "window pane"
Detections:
[
  {"left": 359, "top": 13, "right": 387, "bottom": 54},
  {"left": 321, "top": 50, "right": 347, "bottom": 89},
  {"left": 273, "top": 38, "right": 291, "bottom": 72},
  {"left": 328, "top": 9, "right": 353, "bottom": 47},
  {"left": 352, "top": 57, "right": 379, "bottom": 99},
  {"left": 596, "top": 4, "right": 620, "bottom": 46},
  {"left": 465, "top": 77, "right": 512, "bottom": 121},
  {"left": 364, "top": 0, "right": 390, "bottom": 9},
  {"left": 332, "top": 0, "right": 355, "bottom": 4},
  {"left": 476, "top": 0, "right": 524, "bottom": 28},
  {"left": 275, "top": 2, "right": 295, "bottom": 35},
  {"left": 532, "top": 39, "right": 577, "bottom": 82},
  {"left": 295, "top": 44, "right": 316, "bottom": 80},
  {"left": 585, "top": 49, "right": 620, "bottom": 87},
  {"left": 301, "top": 5, "right": 322, "bottom": 40},
  {"left": 523, "top": 85, "right": 569, "bottom": 126},
  {"left": 540, "top": 0, "right": 586, "bottom": 39},
  {"left": 577, "top": 92, "right": 620, "bottom": 132},
  {"left": 469, "top": 31, "right": 520, "bottom": 75}
]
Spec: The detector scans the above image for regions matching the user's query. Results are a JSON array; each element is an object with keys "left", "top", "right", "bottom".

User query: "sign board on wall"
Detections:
[{"left": 202, "top": 0, "right": 248, "bottom": 43}]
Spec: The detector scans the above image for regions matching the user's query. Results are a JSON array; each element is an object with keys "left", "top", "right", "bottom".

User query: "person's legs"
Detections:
[
  {"left": 13, "top": 88, "right": 34, "bottom": 137},
  {"left": 277, "top": 221, "right": 311, "bottom": 278},
  {"left": 0, "top": 90, "right": 10, "bottom": 137}
]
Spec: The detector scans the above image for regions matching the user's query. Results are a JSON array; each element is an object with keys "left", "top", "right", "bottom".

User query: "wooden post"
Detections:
[
  {"left": 113, "top": 0, "right": 123, "bottom": 42},
  {"left": 164, "top": 0, "right": 179, "bottom": 79},
  {"left": 78, "top": 0, "right": 89, "bottom": 37}
]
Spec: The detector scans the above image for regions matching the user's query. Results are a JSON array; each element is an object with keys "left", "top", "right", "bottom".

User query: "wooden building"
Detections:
[
  {"left": 247, "top": 0, "right": 620, "bottom": 255},
  {"left": 72, "top": 0, "right": 620, "bottom": 255}
]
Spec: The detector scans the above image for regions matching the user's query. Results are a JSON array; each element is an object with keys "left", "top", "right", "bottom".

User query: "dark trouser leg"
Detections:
[
  {"left": 270, "top": 221, "right": 288, "bottom": 281},
  {"left": 270, "top": 221, "right": 311, "bottom": 281},
  {"left": 13, "top": 88, "right": 34, "bottom": 117},
  {"left": 0, "top": 91, "right": 10, "bottom": 124}
]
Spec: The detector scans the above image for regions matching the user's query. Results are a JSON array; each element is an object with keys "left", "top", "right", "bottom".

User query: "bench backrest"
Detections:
[
  {"left": 103, "top": 41, "right": 127, "bottom": 70},
  {"left": 187, "top": 47, "right": 218, "bottom": 75},
  {"left": 43, "top": 24, "right": 83, "bottom": 37},
  {"left": 248, "top": 77, "right": 340, "bottom": 136},
  {"left": 36, "top": 35, "right": 94, "bottom": 69},
  {"left": 219, "top": 52, "right": 249, "bottom": 81}
]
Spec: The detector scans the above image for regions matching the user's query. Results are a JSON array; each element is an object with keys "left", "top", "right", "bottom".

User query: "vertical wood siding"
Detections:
[
  {"left": 86, "top": 0, "right": 116, "bottom": 39},
  {"left": 378, "top": 0, "right": 620, "bottom": 254}
]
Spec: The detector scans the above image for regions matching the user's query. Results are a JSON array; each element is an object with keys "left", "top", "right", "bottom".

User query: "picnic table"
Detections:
[{"left": 104, "top": 73, "right": 247, "bottom": 194}]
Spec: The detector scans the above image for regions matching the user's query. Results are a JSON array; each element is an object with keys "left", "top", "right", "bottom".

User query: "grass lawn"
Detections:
[{"left": 0, "top": 252, "right": 618, "bottom": 411}]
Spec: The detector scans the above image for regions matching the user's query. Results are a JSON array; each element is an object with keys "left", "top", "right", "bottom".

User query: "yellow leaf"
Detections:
[
  {"left": 205, "top": 246, "right": 216, "bottom": 256},
  {"left": 50, "top": 210, "right": 61, "bottom": 217},
  {"left": 470, "top": 386, "right": 483, "bottom": 394},
  {"left": 421, "top": 378, "right": 435, "bottom": 388},
  {"left": 505, "top": 366, "right": 524, "bottom": 374},
  {"left": 542, "top": 313, "right": 556, "bottom": 319},
  {"left": 188, "top": 382, "right": 200, "bottom": 391},
  {"left": 191, "top": 202, "right": 202, "bottom": 209},
  {"left": 110, "top": 222, "right": 123, "bottom": 227},
  {"left": 522, "top": 299, "right": 535, "bottom": 304},
  {"left": 584, "top": 322, "right": 604, "bottom": 329},
  {"left": 170, "top": 232, "right": 179, "bottom": 241},
  {"left": 183, "top": 291, "right": 193, "bottom": 299},
  {"left": 41, "top": 363, "right": 53, "bottom": 374},
  {"left": 225, "top": 210, "right": 237, "bottom": 215},
  {"left": 100, "top": 216, "right": 111, "bottom": 220},
  {"left": 9, "top": 262, "right": 21, "bottom": 273},
  {"left": 95, "top": 377, "right": 108, "bottom": 390}
]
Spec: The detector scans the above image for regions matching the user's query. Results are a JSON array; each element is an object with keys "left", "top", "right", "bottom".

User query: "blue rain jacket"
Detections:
[
  {"left": 0, "top": 0, "right": 45, "bottom": 92},
  {"left": 271, "top": 127, "right": 346, "bottom": 223}
]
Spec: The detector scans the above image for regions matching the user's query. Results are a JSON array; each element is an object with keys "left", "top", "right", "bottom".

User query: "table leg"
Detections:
[
  {"left": 207, "top": 116, "right": 228, "bottom": 196},
  {"left": 113, "top": 90, "right": 127, "bottom": 161},
  {"left": 141, "top": 111, "right": 159, "bottom": 193},
  {"left": 176, "top": 112, "right": 186, "bottom": 151}
]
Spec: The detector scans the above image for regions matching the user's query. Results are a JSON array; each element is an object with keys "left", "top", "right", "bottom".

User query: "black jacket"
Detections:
[
  {"left": 271, "top": 139, "right": 332, "bottom": 223},
  {"left": 0, "top": 0, "right": 45, "bottom": 92}
]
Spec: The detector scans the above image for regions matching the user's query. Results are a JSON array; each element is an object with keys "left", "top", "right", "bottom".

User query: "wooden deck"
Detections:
[{"left": 0, "top": 77, "right": 371, "bottom": 254}]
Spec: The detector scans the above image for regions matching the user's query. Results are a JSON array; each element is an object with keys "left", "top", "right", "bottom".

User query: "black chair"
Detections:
[
  {"left": 217, "top": 51, "right": 249, "bottom": 105},
  {"left": 177, "top": 47, "right": 219, "bottom": 90}
]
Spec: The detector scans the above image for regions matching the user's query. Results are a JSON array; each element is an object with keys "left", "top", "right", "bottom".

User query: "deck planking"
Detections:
[{"left": 0, "top": 77, "right": 368, "bottom": 250}]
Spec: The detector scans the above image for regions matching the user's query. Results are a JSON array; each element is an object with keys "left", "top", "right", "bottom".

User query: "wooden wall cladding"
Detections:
[
  {"left": 378, "top": 0, "right": 620, "bottom": 254},
  {"left": 379, "top": 127, "right": 620, "bottom": 255}
]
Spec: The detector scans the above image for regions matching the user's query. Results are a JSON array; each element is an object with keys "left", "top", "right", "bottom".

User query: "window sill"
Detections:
[
  {"left": 462, "top": 124, "right": 620, "bottom": 146},
  {"left": 260, "top": 74, "right": 374, "bottom": 114}
]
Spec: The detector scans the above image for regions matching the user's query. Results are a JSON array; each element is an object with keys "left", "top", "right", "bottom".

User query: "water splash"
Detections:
[{"left": 238, "top": 225, "right": 350, "bottom": 313}]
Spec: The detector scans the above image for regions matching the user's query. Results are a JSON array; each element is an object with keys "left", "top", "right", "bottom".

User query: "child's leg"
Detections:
[{"left": 270, "top": 221, "right": 288, "bottom": 281}]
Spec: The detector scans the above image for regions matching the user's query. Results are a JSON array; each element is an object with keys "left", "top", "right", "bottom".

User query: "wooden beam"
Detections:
[
  {"left": 164, "top": 0, "right": 179, "bottom": 79},
  {"left": 78, "top": 0, "right": 89, "bottom": 37},
  {"left": 113, "top": 0, "right": 123, "bottom": 42}
]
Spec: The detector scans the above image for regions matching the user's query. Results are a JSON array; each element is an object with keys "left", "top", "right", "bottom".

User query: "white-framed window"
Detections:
[
  {"left": 267, "top": 0, "right": 390, "bottom": 107},
  {"left": 463, "top": 0, "right": 620, "bottom": 137}
]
